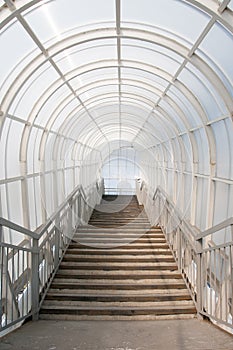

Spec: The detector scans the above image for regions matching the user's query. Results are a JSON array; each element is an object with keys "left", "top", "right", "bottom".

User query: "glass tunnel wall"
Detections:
[{"left": 0, "top": 0, "right": 233, "bottom": 247}]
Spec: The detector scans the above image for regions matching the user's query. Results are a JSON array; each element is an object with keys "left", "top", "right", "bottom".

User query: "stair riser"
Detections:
[
  {"left": 65, "top": 250, "right": 172, "bottom": 255},
  {"left": 40, "top": 308, "right": 196, "bottom": 316},
  {"left": 45, "top": 295, "right": 192, "bottom": 302},
  {"left": 51, "top": 283, "right": 187, "bottom": 290},
  {"left": 60, "top": 258, "right": 175, "bottom": 263}
]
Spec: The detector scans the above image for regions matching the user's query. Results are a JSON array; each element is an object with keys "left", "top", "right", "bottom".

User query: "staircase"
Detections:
[{"left": 40, "top": 195, "right": 196, "bottom": 320}]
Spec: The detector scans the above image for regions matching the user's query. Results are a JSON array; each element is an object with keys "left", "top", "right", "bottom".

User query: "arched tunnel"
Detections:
[{"left": 0, "top": 0, "right": 233, "bottom": 345}]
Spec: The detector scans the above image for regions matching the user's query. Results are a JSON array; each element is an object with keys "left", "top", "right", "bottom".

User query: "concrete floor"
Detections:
[{"left": 0, "top": 318, "right": 233, "bottom": 350}]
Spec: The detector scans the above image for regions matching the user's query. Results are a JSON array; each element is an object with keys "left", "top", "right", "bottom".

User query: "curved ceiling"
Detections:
[{"left": 0, "top": 0, "right": 233, "bottom": 171}]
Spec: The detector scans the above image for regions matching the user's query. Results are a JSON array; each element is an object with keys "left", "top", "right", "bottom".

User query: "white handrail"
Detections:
[
  {"left": 195, "top": 217, "right": 233, "bottom": 241},
  {"left": 136, "top": 179, "right": 233, "bottom": 333},
  {"left": 0, "top": 179, "right": 104, "bottom": 335}
]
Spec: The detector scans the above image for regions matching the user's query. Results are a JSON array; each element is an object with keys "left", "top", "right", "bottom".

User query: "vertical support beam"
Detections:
[{"left": 31, "top": 238, "right": 39, "bottom": 321}]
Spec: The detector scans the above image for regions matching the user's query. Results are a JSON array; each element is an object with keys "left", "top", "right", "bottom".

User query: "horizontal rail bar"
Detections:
[
  {"left": 0, "top": 218, "right": 38, "bottom": 239},
  {"left": 196, "top": 217, "right": 233, "bottom": 241}
]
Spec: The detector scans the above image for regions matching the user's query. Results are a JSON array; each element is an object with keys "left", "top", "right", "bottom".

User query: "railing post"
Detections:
[
  {"left": 177, "top": 227, "right": 182, "bottom": 270},
  {"left": 78, "top": 191, "right": 81, "bottom": 226},
  {"left": 68, "top": 199, "right": 73, "bottom": 238},
  {"left": 196, "top": 238, "right": 203, "bottom": 316},
  {"left": 31, "top": 238, "right": 39, "bottom": 321},
  {"left": 0, "top": 223, "right": 2, "bottom": 241},
  {"left": 54, "top": 213, "right": 60, "bottom": 267}
]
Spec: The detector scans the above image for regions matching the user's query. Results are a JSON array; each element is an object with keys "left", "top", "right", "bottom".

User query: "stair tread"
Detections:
[
  {"left": 40, "top": 195, "right": 196, "bottom": 319},
  {"left": 46, "top": 290, "right": 190, "bottom": 297},
  {"left": 43, "top": 301, "right": 194, "bottom": 308}
]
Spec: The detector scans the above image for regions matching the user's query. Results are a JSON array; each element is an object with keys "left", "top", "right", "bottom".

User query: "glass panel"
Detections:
[
  {"left": 44, "top": 172, "right": 54, "bottom": 217},
  {"left": 0, "top": 20, "right": 39, "bottom": 101},
  {"left": 7, "top": 181, "right": 24, "bottom": 227},
  {"left": 79, "top": 85, "right": 119, "bottom": 101},
  {"left": 121, "top": 39, "right": 182, "bottom": 75},
  {"left": 0, "top": 118, "right": 10, "bottom": 180},
  {"left": 9, "top": 62, "right": 60, "bottom": 119},
  {"left": 44, "top": 133, "right": 56, "bottom": 172},
  {"left": 211, "top": 121, "right": 230, "bottom": 179},
  {"left": 27, "top": 178, "right": 37, "bottom": 230},
  {"left": 121, "top": 67, "right": 169, "bottom": 91},
  {"left": 195, "top": 177, "right": 208, "bottom": 230},
  {"left": 35, "top": 84, "right": 71, "bottom": 126},
  {"left": 122, "top": 0, "right": 210, "bottom": 43},
  {"left": 225, "top": 118, "right": 233, "bottom": 178},
  {"left": 158, "top": 99, "right": 186, "bottom": 132},
  {"left": 178, "top": 67, "right": 224, "bottom": 120},
  {"left": 199, "top": 22, "right": 233, "bottom": 93},
  {"left": 148, "top": 114, "right": 170, "bottom": 142},
  {"left": 83, "top": 95, "right": 119, "bottom": 109},
  {"left": 51, "top": 99, "right": 80, "bottom": 131},
  {"left": 183, "top": 173, "right": 192, "bottom": 220},
  {"left": 196, "top": 48, "right": 233, "bottom": 98},
  {"left": 64, "top": 169, "right": 74, "bottom": 197},
  {"left": 193, "top": 129, "right": 210, "bottom": 175},
  {"left": 0, "top": 184, "right": 8, "bottom": 218},
  {"left": 24, "top": 0, "right": 115, "bottom": 44},
  {"left": 121, "top": 96, "right": 153, "bottom": 111},
  {"left": 34, "top": 176, "right": 43, "bottom": 227},
  {"left": 121, "top": 84, "right": 159, "bottom": 104},
  {"left": 167, "top": 86, "right": 202, "bottom": 127},
  {"left": 27, "top": 127, "right": 43, "bottom": 174},
  {"left": 54, "top": 39, "right": 117, "bottom": 74},
  {"left": 6, "top": 121, "right": 25, "bottom": 178},
  {"left": 213, "top": 182, "right": 229, "bottom": 231},
  {"left": 180, "top": 134, "right": 192, "bottom": 172},
  {"left": 70, "top": 67, "right": 118, "bottom": 90},
  {"left": 185, "top": 63, "right": 228, "bottom": 116}
]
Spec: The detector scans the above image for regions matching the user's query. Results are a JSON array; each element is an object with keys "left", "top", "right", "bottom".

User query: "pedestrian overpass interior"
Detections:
[{"left": 0, "top": 0, "right": 233, "bottom": 334}]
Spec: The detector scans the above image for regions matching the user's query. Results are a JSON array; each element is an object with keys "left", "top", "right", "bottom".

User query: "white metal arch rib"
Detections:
[{"left": 18, "top": 58, "right": 214, "bottom": 165}]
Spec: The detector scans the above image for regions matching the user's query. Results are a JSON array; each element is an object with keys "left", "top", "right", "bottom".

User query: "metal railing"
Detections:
[
  {"left": 0, "top": 180, "right": 104, "bottom": 335},
  {"left": 104, "top": 187, "right": 135, "bottom": 195},
  {"left": 136, "top": 179, "right": 233, "bottom": 333}
]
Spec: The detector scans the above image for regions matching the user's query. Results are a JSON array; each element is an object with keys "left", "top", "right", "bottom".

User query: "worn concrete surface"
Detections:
[{"left": 0, "top": 319, "right": 233, "bottom": 350}]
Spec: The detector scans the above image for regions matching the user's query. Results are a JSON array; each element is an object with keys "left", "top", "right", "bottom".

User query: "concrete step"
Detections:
[
  {"left": 51, "top": 280, "right": 187, "bottom": 290},
  {"left": 72, "top": 237, "right": 166, "bottom": 242},
  {"left": 60, "top": 255, "right": 174, "bottom": 262},
  {"left": 42, "top": 300, "right": 194, "bottom": 308},
  {"left": 40, "top": 304, "right": 196, "bottom": 316},
  {"left": 45, "top": 292, "right": 192, "bottom": 302},
  {"left": 47, "top": 288, "right": 189, "bottom": 296},
  {"left": 54, "top": 270, "right": 181, "bottom": 279},
  {"left": 65, "top": 249, "right": 172, "bottom": 255},
  {"left": 68, "top": 243, "right": 170, "bottom": 249},
  {"left": 58, "top": 262, "right": 178, "bottom": 270},
  {"left": 73, "top": 233, "right": 165, "bottom": 239},
  {"left": 40, "top": 195, "right": 196, "bottom": 320}
]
